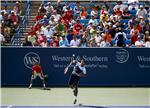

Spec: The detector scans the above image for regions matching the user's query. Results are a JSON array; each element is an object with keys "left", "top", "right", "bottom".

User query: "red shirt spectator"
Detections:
[
  {"left": 115, "top": 8, "right": 122, "bottom": 16},
  {"left": 73, "top": 20, "right": 83, "bottom": 34},
  {"left": 36, "top": 12, "right": 44, "bottom": 21}
]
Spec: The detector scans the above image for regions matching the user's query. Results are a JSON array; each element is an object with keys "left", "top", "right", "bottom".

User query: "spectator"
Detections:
[
  {"left": 44, "top": 2, "right": 54, "bottom": 18},
  {"left": 143, "top": 31, "right": 150, "bottom": 43},
  {"left": 70, "top": 35, "right": 80, "bottom": 47},
  {"left": 80, "top": 7, "right": 88, "bottom": 19},
  {"left": 130, "top": 25, "right": 139, "bottom": 44},
  {"left": 43, "top": 25, "right": 54, "bottom": 40},
  {"left": 13, "top": 1, "right": 22, "bottom": 16},
  {"left": 128, "top": 16, "right": 136, "bottom": 29},
  {"left": 49, "top": 36, "right": 59, "bottom": 47},
  {"left": 0, "top": 33, "right": 5, "bottom": 45},
  {"left": 38, "top": 4, "right": 46, "bottom": 14},
  {"left": 122, "top": 7, "right": 131, "bottom": 19},
  {"left": 145, "top": 37, "right": 150, "bottom": 47},
  {"left": 136, "top": 5, "right": 147, "bottom": 19},
  {"left": 36, "top": 12, "right": 44, "bottom": 21},
  {"left": 66, "top": 30, "right": 73, "bottom": 44},
  {"left": 49, "top": 15, "right": 57, "bottom": 27},
  {"left": 115, "top": 27, "right": 127, "bottom": 47},
  {"left": 91, "top": 6, "right": 98, "bottom": 18},
  {"left": 128, "top": 2, "right": 139, "bottom": 11},
  {"left": 100, "top": 34, "right": 111, "bottom": 47},
  {"left": 79, "top": 36, "right": 88, "bottom": 47},
  {"left": 59, "top": 35, "right": 69, "bottom": 47},
  {"left": 95, "top": 31, "right": 102, "bottom": 46},
  {"left": 135, "top": 36, "right": 144, "bottom": 48},
  {"left": 63, "top": 1, "right": 70, "bottom": 12},
  {"left": 89, "top": 15, "right": 98, "bottom": 26},
  {"left": 27, "top": 31, "right": 37, "bottom": 46},
  {"left": 73, "top": 20, "right": 83, "bottom": 35},
  {"left": 51, "top": 10, "right": 61, "bottom": 22},
  {"left": 22, "top": 37, "right": 32, "bottom": 46},
  {"left": 74, "top": 2, "right": 82, "bottom": 15}
]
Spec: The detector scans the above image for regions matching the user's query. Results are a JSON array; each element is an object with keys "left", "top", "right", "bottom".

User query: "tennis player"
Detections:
[
  {"left": 64, "top": 57, "right": 86, "bottom": 104},
  {"left": 28, "top": 62, "right": 46, "bottom": 89}
]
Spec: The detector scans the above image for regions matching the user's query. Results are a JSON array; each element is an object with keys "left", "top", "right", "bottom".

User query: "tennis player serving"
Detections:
[{"left": 64, "top": 54, "right": 86, "bottom": 104}]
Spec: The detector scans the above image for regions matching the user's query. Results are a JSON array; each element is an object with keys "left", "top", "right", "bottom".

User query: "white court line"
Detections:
[{"left": 7, "top": 105, "right": 12, "bottom": 108}]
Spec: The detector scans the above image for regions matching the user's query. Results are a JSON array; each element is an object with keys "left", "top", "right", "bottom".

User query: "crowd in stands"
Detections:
[
  {"left": 0, "top": 1, "right": 22, "bottom": 45},
  {"left": 20, "top": 1, "right": 150, "bottom": 47}
]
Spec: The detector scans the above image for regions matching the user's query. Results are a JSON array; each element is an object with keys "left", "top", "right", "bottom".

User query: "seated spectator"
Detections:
[
  {"left": 135, "top": 36, "right": 144, "bottom": 48},
  {"left": 122, "top": 7, "right": 131, "bottom": 19},
  {"left": 145, "top": 37, "right": 150, "bottom": 47},
  {"left": 70, "top": 34, "right": 80, "bottom": 47},
  {"left": 36, "top": 12, "right": 44, "bottom": 21},
  {"left": 43, "top": 25, "right": 54, "bottom": 40},
  {"left": 105, "top": 30, "right": 112, "bottom": 43},
  {"left": 91, "top": 6, "right": 98, "bottom": 18},
  {"left": 37, "top": 32, "right": 47, "bottom": 47},
  {"left": 128, "top": 16, "right": 136, "bottom": 29},
  {"left": 100, "top": 35, "right": 111, "bottom": 47},
  {"left": 74, "top": 2, "right": 82, "bottom": 15},
  {"left": 128, "top": 2, "right": 139, "bottom": 11},
  {"left": 22, "top": 37, "right": 32, "bottom": 46},
  {"left": 13, "top": 1, "right": 22, "bottom": 16},
  {"left": 49, "top": 36, "right": 59, "bottom": 47},
  {"left": 0, "top": 33, "right": 5, "bottom": 45},
  {"left": 95, "top": 31, "right": 102, "bottom": 46},
  {"left": 27, "top": 31, "right": 37, "bottom": 46},
  {"left": 49, "top": 15, "right": 57, "bottom": 27},
  {"left": 10, "top": 11, "right": 18, "bottom": 25},
  {"left": 39, "top": 15, "right": 49, "bottom": 25},
  {"left": 115, "top": 7, "right": 123, "bottom": 17},
  {"left": 114, "top": 27, "right": 127, "bottom": 47},
  {"left": 130, "top": 25, "right": 139, "bottom": 44},
  {"left": 51, "top": 10, "right": 61, "bottom": 22},
  {"left": 66, "top": 29, "right": 73, "bottom": 44},
  {"left": 143, "top": 22, "right": 150, "bottom": 33},
  {"left": 55, "top": 20, "right": 65, "bottom": 33},
  {"left": 136, "top": 5, "right": 147, "bottom": 19},
  {"left": 38, "top": 4, "right": 46, "bottom": 14},
  {"left": 89, "top": 15, "right": 98, "bottom": 26},
  {"left": 63, "top": 1, "right": 70, "bottom": 12},
  {"left": 59, "top": 35, "right": 69, "bottom": 47},
  {"left": 80, "top": 6, "right": 88, "bottom": 19},
  {"left": 44, "top": 2, "right": 54, "bottom": 18},
  {"left": 73, "top": 20, "right": 83, "bottom": 35},
  {"left": 79, "top": 36, "right": 88, "bottom": 47},
  {"left": 143, "top": 31, "right": 150, "bottom": 43}
]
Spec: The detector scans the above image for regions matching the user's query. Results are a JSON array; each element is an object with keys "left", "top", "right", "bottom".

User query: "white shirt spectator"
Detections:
[
  {"left": 43, "top": 27, "right": 54, "bottom": 38},
  {"left": 70, "top": 39, "right": 80, "bottom": 47},
  {"left": 135, "top": 39, "right": 144, "bottom": 47},
  {"left": 0, "top": 33, "right": 5, "bottom": 43},
  {"left": 128, "top": 4, "right": 139, "bottom": 11},
  {"left": 136, "top": 6, "right": 147, "bottom": 18},
  {"left": 100, "top": 41, "right": 110, "bottom": 47},
  {"left": 145, "top": 38, "right": 150, "bottom": 47},
  {"left": 88, "top": 18, "right": 98, "bottom": 26}
]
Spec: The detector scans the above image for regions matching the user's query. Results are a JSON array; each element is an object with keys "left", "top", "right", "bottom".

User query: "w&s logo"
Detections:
[{"left": 24, "top": 52, "right": 40, "bottom": 69}]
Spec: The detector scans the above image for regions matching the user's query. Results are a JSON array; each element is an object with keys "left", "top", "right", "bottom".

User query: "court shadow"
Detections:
[
  {"left": 79, "top": 104, "right": 106, "bottom": 108},
  {"left": 31, "top": 87, "right": 51, "bottom": 91}
]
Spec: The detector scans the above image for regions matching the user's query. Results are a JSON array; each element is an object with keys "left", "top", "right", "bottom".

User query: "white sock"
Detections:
[
  {"left": 74, "top": 96, "right": 77, "bottom": 100},
  {"left": 43, "top": 84, "right": 46, "bottom": 88}
]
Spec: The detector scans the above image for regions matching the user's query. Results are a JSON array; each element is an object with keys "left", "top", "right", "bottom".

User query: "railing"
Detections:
[{"left": 11, "top": 0, "right": 30, "bottom": 46}]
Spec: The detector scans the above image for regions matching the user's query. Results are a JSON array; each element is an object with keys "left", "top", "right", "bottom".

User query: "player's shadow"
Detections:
[
  {"left": 79, "top": 104, "right": 106, "bottom": 108},
  {"left": 32, "top": 87, "right": 51, "bottom": 91}
]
